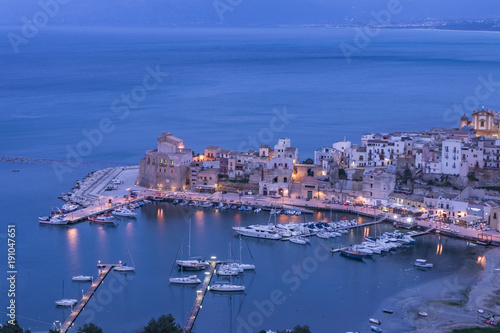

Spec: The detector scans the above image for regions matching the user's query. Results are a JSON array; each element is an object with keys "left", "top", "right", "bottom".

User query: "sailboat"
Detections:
[
  {"left": 114, "top": 242, "right": 135, "bottom": 272},
  {"left": 55, "top": 280, "right": 78, "bottom": 306},
  {"left": 176, "top": 219, "right": 209, "bottom": 270},
  {"left": 169, "top": 242, "right": 201, "bottom": 284},
  {"left": 236, "top": 235, "right": 255, "bottom": 270},
  {"left": 211, "top": 249, "right": 245, "bottom": 293}
]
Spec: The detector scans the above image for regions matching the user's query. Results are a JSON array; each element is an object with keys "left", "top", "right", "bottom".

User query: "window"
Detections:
[
  {"left": 481, "top": 120, "right": 485, "bottom": 127},
  {"left": 170, "top": 160, "right": 174, "bottom": 167}
]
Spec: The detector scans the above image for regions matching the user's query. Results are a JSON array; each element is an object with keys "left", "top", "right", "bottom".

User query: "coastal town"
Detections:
[
  {"left": 31, "top": 108, "right": 500, "bottom": 333},
  {"left": 130, "top": 108, "right": 500, "bottom": 235}
]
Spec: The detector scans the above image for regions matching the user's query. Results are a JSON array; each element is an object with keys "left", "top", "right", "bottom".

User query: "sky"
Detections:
[{"left": 1, "top": 0, "right": 500, "bottom": 27}]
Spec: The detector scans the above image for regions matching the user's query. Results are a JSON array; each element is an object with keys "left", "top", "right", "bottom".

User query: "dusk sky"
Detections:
[{"left": 2, "top": 0, "right": 500, "bottom": 27}]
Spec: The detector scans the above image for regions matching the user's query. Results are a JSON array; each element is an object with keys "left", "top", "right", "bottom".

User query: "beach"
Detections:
[{"left": 372, "top": 247, "right": 500, "bottom": 332}]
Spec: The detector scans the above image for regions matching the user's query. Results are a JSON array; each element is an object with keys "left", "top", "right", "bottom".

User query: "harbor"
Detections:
[
  {"left": 2, "top": 160, "right": 499, "bottom": 332},
  {"left": 45, "top": 165, "right": 500, "bottom": 247}
]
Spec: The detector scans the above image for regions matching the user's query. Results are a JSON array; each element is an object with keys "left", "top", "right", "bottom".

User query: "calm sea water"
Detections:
[
  {"left": 0, "top": 27, "right": 497, "bottom": 332},
  {"left": 1, "top": 27, "right": 500, "bottom": 163},
  {"left": 0, "top": 162, "right": 487, "bottom": 332}
]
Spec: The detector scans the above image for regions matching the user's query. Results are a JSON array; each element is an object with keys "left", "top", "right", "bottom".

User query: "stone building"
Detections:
[
  {"left": 136, "top": 132, "right": 192, "bottom": 190},
  {"left": 460, "top": 108, "right": 500, "bottom": 138},
  {"left": 362, "top": 169, "right": 396, "bottom": 206}
]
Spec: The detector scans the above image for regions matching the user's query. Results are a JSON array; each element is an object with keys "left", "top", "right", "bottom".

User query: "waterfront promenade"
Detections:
[{"left": 63, "top": 166, "right": 500, "bottom": 245}]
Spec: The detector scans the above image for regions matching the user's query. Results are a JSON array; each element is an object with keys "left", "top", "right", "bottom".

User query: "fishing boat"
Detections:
[
  {"left": 72, "top": 275, "right": 93, "bottom": 282},
  {"left": 382, "top": 309, "right": 393, "bottom": 314},
  {"left": 369, "top": 318, "right": 381, "bottom": 325},
  {"left": 370, "top": 326, "right": 382, "bottom": 333},
  {"left": 486, "top": 320, "right": 498, "bottom": 326},
  {"left": 55, "top": 280, "right": 78, "bottom": 307},
  {"left": 176, "top": 219, "right": 209, "bottom": 270},
  {"left": 114, "top": 243, "right": 135, "bottom": 272},
  {"left": 88, "top": 214, "right": 115, "bottom": 224},
  {"left": 339, "top": 247, "right": 366, "bottom": 259},
  {"left": 414, "top": 259, "right": 433, "bottom": 268},
  {"left": 111, "top": 207, "right": 137, "bottom": 217}
]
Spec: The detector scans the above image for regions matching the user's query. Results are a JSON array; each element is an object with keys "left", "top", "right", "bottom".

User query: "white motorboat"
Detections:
[
  {"left": 112, "top": 207, "right": 137, "bottom": 217},
  {"left": 254, "top": 208, "right": 262, "bottom": 213},
  {"left": 414, "top": 259, "right": 433, "bottom": 268},
  {"left": 179, "top": 200, "right": 189, "bottom": 206},
  {"left": 316, "top": 231, "right": 330, "bottom": 239},
  {"left": 72, "top": 275, "right": 93, "bottom": 282},
  {"left": 418, "top": 311, "right": 428, "bottom": 317},
  {"left": 40, "top": 215, "right": 69, "bottom": 225},
  {"left": 289, "top": 236, "right": 309, "bottom": 245},
  {"left": 369, "top": 318, "right": 381, "bottom": 325},
  {"left": 169, "top": 275, "right": 201, "bottom": 284},
  {"left": 210, "top": 283, "right": 245, "bottom": 292},
  {"left": 232, "top": 225, "right": 281, "bottom": 240},
  {"left": 55, "top": 298, "right": 78, "bottom": 307}
]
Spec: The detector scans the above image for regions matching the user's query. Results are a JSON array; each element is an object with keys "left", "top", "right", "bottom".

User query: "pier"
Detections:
[
  {"left": 183, "top": 261, "right": 217, "bottom": 333},
  {"left": 60, "top": 264, "right": 120, "bottom": 333}
]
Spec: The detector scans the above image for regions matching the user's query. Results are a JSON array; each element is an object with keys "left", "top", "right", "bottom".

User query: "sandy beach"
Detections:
[{"left": 370, "top": 247, "right": 500, "bottom": 332}]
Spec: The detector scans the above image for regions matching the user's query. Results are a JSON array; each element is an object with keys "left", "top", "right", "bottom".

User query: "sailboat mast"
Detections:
[
  {"left": 188, "top": 219, "right": 192, "bottom": 259},
  {"left": 239, "top": 235, "right": 242, "bottom": 263}
]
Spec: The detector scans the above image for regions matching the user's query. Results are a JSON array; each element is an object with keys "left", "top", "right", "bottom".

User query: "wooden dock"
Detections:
[
  {"left": 60, "top": 264, "right": 120, "bottom": 333},
  {"left": 183, "top": 261, "right": 217, "bottom": 333}
]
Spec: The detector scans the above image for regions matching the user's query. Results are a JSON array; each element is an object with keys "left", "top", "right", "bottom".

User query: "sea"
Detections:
[{"left": 0, "top": 27, "right": 498, "bottom": 332}]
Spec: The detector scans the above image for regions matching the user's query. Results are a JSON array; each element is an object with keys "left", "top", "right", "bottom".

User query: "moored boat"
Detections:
[
  {"left": 72, "top": 275, "right": 93, "bottom": 281},
  {"left": 414, "top": 259, "right": 433, "bottom": 268},
  {"left": 111, "top": 207, "right": 137, "bottom": 217},
  {"left": 169, "top": 275, "right": 201, "bottom": 284}
]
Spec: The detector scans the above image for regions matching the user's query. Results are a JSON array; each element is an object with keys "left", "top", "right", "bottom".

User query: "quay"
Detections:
[
  {"left": 183, "top": 261, "right": 217, "bottom": 333},
  {"left": 60, "top": 264, "right": 120, "bottom": 333}
]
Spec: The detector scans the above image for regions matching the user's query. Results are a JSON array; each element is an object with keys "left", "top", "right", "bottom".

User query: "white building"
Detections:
[{"left": 441, "top": 139, "right": 462, "bottom": 175}]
